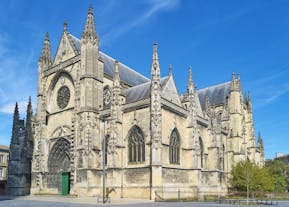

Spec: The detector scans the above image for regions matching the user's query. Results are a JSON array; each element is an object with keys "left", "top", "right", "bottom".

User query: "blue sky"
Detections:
[{"left": 0, "top": 0, "right": 289, "bottom": 159}]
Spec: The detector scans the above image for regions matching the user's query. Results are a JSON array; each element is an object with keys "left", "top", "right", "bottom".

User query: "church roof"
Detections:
[
  {"left": 69, "top": 34, "right": 149, "bottom": 86},
  {"left": 197, "top": 81, "right": 231, "bottom": 109},
  {"left": 0, "top": 145, "right": 9, "bottom": 151},
  {"left": 124, "top": 76, "right": 169, "bottom": 103}
]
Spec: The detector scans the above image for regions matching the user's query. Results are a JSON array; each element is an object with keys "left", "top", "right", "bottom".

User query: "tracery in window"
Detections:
[
  {"left": 128, "top": 126, "right": 145, "bottom": 163},
  {"left": 199, "top": 137, "right": 204, "bottom": 168},
  {"left": 169, "top": 128, "right": 180, "bottom": 164}
]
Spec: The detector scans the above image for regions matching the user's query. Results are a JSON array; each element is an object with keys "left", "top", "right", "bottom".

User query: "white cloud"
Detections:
[
  {"left": 0, "top": 101, "right": 28, "bottom": 114},
  {"left": 263, "top": 84, "right": 289, "bottom": 105},
  {"left": 0, "top": 33, "right": 36, "bottom": 106},
  {"left": 102, "top": 0, "right": 180, "bottom": 44}
]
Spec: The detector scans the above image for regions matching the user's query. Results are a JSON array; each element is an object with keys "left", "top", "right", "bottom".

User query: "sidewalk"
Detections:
[{"left": 17, "top": 195, "right": 153, "bottom": 205}]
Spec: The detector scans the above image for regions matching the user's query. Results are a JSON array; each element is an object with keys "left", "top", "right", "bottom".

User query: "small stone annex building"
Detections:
[{"left": 9, "top": 6, "right": 264, "bottom": 199}]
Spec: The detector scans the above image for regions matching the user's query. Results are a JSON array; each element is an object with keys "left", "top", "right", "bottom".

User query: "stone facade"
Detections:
[
  {"left": 0, "top": 145, "right": 9, "bottom": 195},
  {"left": 29, "top": 6, "right": 264, "bottom": 199},
  {"left": 7, "top": 99, "right": 34, "bottom": 196},
  {"left": 0, "top": 145, "right": 9, "bottom": 181}
]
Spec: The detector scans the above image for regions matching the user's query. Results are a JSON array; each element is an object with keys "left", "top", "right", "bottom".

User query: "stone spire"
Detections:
[
  {"left": 108, "top": 61, "right": 123, "bottom": 167},
  {"left": 150, "top": 42, "right": 163, "bottom": 199},
  {"left": 169, "top": 64, "right": 173, "bottom": 76},
  {"left": 82, "top": 5, "right": 98, "bottom": 44},
  {"left": 13, "top": 102, "right": 19, "bottom": 124},
  {"left": 113, "top": 61, "right": 120, "bottom": 87},
  {"left": 150, "top": 42, "right": 162, "bottom": 160},
  {"left": 151, "top": 43, "right": 160, "bottom": 81},
  {"left": 23, "top": 96, "right": 34, "bottom": 181},
  {"left": 187, "top": 66, "right": 194, "bottom": 94},
  {"left": 257, "top": 131, "right": 263, "bottom": 148},
  {"left": 11, "top": 102, "right": 22, "bottom": 145},
  {"left": 187, "top": 67, "right": 197, "bottom": 127},
  {"left": 27, "top": 96, "right": 32, "bottom": 116},
  {"left": 11, "top": 102, "right": 20, "bottom": 144},
  {"left": 25, "top": 97, "right": 33, "bottom": 143},
  {"left": 38, "top": 33, "right": 52, "bottom": 67},
  {"left": 247, "top": 91, "right": 252, "bottom": 112},
  {"left": 230, "top": 72, "right": 237, "bottom": 92},
  {"left": 63, "top": 21, "right": 68, "bottom": 32}
]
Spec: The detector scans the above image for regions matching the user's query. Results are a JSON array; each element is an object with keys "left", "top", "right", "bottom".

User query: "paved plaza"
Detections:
[{"left": 0, "top": 195, "right": 288, "bottom": 207}]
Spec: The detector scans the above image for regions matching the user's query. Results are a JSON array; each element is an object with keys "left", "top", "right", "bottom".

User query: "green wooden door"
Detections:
[{"left": 61, "top": 172, "right": 69, "bottom": 195}]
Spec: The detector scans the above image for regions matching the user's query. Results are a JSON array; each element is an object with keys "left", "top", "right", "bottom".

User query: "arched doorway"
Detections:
[{"left": 47, "top": 137, "right": 71, "bottom": 195}]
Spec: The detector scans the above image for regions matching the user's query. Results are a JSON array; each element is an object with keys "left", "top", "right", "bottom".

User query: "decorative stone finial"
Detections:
[
  {"left": 88, "top": 4, "right": 93, "bottom": 15},
  {"left": 113, "top": 60, "right": 120, "bottom": 84},
  {"left": 187, "top": 66, "right": 195, "bottom": 94},
  {"left": 230, "top": 72, "right": 239, "bottom": 92},
  {"left": 153, "top": 42, "right": 158, "bottom": 61},
  {"left": 63, "top": 21, "right": 68, "bottom": 31},
  {"left": 169, "top": 64, "right": 172, "bottom": 76},
  {"left": 82, "top": 5, "right": 98, "bottom": 42},
  {"left": 151, "top": 42, "right": 160, "bottom": 79},
  {"left": 27, "top": 96, "right": 32, "bottom": 114},
  {"left": 39, "top": 32, "right": 52, "bottom": 66},
  {"left": 13, "top": 102, "right": 19, "bottom": 122}
]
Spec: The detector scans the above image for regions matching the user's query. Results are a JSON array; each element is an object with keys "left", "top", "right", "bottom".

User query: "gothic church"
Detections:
[{"left": 9, "top": 6, "right": 264, "bottom": 199}]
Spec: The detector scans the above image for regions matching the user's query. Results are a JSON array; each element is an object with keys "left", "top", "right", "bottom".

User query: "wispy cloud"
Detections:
[
  {"left": 263, "top": 83, "right": 289, "bottom": 105},
  {"left": 248, "top": 62, "right": 289, "bottom": 108},
  {"left": 0, "top": 101, "right": 28, "bottom": 114},
  {"left": 0, "top": 33, "right": 37, "bottom": 114},
  {"left": 102, "top": 0, "right": 180, "bottom": 45}
]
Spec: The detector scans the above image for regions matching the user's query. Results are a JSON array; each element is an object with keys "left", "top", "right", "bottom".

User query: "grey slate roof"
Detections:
[
  {"left": 69, "top": 34, "right": 149, "bottom": 86},
  {"left": 124, "top": 77, "right": 169, "bottom": 103},
  {"left": 197, "top": 81, "right": 231, "bottom": 109}
]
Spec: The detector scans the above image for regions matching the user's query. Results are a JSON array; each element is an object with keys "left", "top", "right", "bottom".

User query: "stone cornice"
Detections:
[
  {"left": 43, "top": 55, "right": 80, "bottom": 77},
  {"left": 161, "top": 98, "right": 187, "bottom": 117},
  {"left": 162, "top": 166, "right": 202, "bottom": 171},
  {"left": 196, "top": 116, "right": 208, "bottom": 127},
  {"left": 123, "top": 98, "right": 150, "bottom": 113},
  {"left": 80, "top": 74, "right": 103, "bottom": 83}
]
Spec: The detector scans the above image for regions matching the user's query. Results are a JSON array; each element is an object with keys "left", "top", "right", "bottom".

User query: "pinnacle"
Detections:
[
  {"left": 27, "top": 96, "right": 32, "bottom": 113},
  {"left": 231, "top": 72, "right": 235, "bottom": 81},
  {"left": 169, "top": 64, "right": 172, "bottom": 76},
  {"left": 153, "top": 42, "right": 158, "bottom": 60},
  {"left": 88, "top": 4, "right": 93, "bottom": 15},
  {"left": 14, "top": 102, "right": 19, "bottom": 114},
  {"left": 113, "top": 60, "right": 120, "bottom": 84},
  {"left": 188, "top": 66, "right": 193, "bottom": 85},
  {"left": 39, "top": 32, "right": 52, "bottom": 65},
  {"left": 114, "top": 60, "right": 119, "bottom": 72},
  {"left": 45, "top": 32, "right": 49, "bottom": 41},
  {"left": 13, "top": 102, "right": 19, "bottom": 121},
  {"left": 187, "top": 66, "right": 195, "bottom": 94},
  {"left": 82, "top": 5, "right": 98, "bottom": 40},
  {"left": 63, "top": 21, "right": 68, "bottom": 31},
  {"left": 151, "top": 42, "right": 160, "bottom": 84}
]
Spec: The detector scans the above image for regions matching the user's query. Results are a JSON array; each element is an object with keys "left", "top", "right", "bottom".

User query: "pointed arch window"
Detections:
[
  {"left": 221, "top": 144, "right": 225, "bottom": 170},
  {"left": 128, "top": 126, "right": 145, "bottom": 163},
  {"left": 169, "top": 128, "right": 180, "bottom": 164},
  {"left": 103, "top": 135, "right": 109, "bottom": 165},
  {"left": 199, "top": 137, "right": 204, "bottom": 168}
]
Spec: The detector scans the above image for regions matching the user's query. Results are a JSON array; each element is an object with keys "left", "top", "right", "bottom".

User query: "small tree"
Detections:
[
  {"left": 265, "top": 160, "right": 289, "bottom": 193},
  {"left": 229, "top": 161, "right": 274, "bottom": 200}
]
